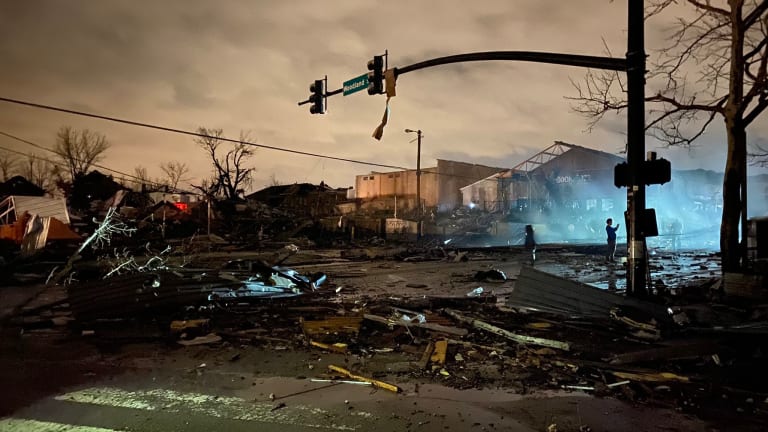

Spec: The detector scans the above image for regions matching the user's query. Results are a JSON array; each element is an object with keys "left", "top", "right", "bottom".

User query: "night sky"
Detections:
[{"left": 1, "top": 0, "right": 766, "bottom": 192}]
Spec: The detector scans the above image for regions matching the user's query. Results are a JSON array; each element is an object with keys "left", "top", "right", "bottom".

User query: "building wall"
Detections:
[
  {"left": 504, "top": 148, "right": 625, "bottom": 210},
  {"left": 355, "top": 168, "right": 439, "bottom": 208},
  {"left": 436, "top": 160, "right": 507, "bottom": 212},
  {"left": 461, "top": 178, "right": 499, "bottom": 209},
  {"left": 355, "top": 161, "right": 504, "bottom": 212}
]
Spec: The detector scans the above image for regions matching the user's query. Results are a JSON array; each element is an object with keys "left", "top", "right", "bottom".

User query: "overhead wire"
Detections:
[
  {"left": 0, "top": 130, "right": 188, "bottom": 194},
  {"left": 0, "top": 96, "right": 409, "bottom": 171},
  {"left": 0, "top": 96, "right": 509, "bottom": 185}
]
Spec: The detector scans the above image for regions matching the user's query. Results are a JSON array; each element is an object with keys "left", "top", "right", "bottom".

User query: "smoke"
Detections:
[{"left": 449, "top": 169, "right": 765, "bottom": 252}]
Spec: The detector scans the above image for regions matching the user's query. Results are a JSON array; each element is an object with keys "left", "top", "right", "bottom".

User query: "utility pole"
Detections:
[
  {"left": 626, "top": 0, "right": 648, "bottom": 297},
  {"left": 405, "top": 129, "right": 423, "bottom": 240}
]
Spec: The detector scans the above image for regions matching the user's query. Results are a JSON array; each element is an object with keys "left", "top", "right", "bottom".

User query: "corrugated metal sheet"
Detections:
[
  {"left": 11, "top": 195, "right": 70, "bottom": 224},
  {"left": 510, "top": 266, "right": 669, "bottom": 322}
]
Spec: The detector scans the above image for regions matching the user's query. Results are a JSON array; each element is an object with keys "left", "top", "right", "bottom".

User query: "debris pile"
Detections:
[{"left": 6, "top": 242, "right": 768, "bottom": 428}]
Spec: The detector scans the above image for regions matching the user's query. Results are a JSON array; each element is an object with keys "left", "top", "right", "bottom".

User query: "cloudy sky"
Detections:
[{"left": 1, "top": 0, "right": 766, "bottom": 193}]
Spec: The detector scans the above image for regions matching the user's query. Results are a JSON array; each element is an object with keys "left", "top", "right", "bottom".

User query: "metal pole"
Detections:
[
  {"left": 207, "top": 198, "right": 211, "bottom": 236},
  {"left": 416, "top": 130, "right": 422, "bottom": 240},
  {"left": 626, "top": 0, "right": 648, "bottom": 297}
]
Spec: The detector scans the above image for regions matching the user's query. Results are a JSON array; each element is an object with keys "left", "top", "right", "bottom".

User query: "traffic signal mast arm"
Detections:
[{"left": 297, "top": 50, "right": 626, "bottom": 108}]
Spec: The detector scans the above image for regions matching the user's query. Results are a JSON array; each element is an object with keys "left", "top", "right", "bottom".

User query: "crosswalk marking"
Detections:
[
  {"left": 0, "top": 418, "right": 122, "bottom": 432},
  {"left": 53, "top": 386, "right": 359, "bottom": 430}
]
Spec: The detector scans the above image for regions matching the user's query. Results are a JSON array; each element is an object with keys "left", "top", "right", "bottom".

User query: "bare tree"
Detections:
[
  {"left": 195, "top": 127, "right": 255, "bottom": 201},
  {"left": 54, "top": 126, "right": 110, "bottom": 180},
  {"left": 268, "top": 173, "right": 283, "bottom": 187},
  {"left": 160, "top": 161, "right": 190, "bottom": 191},
  {"left": 21, "top": 154, "right": 55, "bottom": 192},
  {"left": 569, "top": 0, "right": 768, "bottom": 273},
  {"left": 0, "top": 153, "right": 17, "bottom": 181},
  {"left": 132, "top": 165, "right": 149, "bottom": 191}
]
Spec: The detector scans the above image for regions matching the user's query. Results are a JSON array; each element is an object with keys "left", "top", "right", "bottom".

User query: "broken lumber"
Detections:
[
  {"left": 610, "top": 371, "right": 690, "bottom": 383},
  {"left": 418, "top": 342, "right": 435, "bottom": 369},
  {"left": 608, "top": 340, "right": 718, "bottom": 365},
  {"left": 444, "top": 309, "right": 570, "bottom": 351},
  {"left": 363, "top": 313, "right": 468, "bottom": 337},
  {"left": 327, "top": 365, "right": 401, "bottom": 393},
  {"left": 309, "top": 340, "right": 348, "bottom": 353},
  {"left": 431, "top": 340, "right": 448, "bottom": 365}
]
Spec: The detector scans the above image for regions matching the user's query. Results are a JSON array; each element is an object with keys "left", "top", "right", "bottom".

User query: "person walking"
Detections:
[
  {"left": 605, "top": 218, "right": 620, "bottom": 262},
  {"left": 524, "top": 224, "right": 536, "bottom": 266}
]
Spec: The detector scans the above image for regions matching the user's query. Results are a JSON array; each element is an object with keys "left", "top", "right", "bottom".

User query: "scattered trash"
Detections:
[
  {"left": 466, "top": 287, "right": 484, "bottom": 297},
  {"left": 474, "top": 269, "right": 507, "bottom": 282}
]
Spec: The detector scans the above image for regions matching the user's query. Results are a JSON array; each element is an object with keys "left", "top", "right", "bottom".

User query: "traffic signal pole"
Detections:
[
  {"left": 299, "top": 1, "right": 649, "bottom": 296},
  {"left": 626, "top": 0, "right": 648, "bottom": 297}
]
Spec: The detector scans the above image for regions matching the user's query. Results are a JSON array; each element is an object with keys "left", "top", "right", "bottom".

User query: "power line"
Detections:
[
  {"left": 0, "top": 96, "right": 506, "bottom": 185},
  {"left": 0, "top": 96, "right": 409, "bottom": 171},
  {"left": 0, "top": 131, "right": 186, "bottom": 194}
]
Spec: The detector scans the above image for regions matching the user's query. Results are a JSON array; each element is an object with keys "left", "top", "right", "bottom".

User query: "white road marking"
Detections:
[
  {"left": 0, "top": 418, "right": 121, "bottom": 432},
  {"left": 54, "top": 386, "right": 359, "bottom": 430}
]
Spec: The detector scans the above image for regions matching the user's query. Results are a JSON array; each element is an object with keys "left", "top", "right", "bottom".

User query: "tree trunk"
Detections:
[
  {"left": 721, "top": 119, "right": 746, "bottom": 273},
  {"left": 721, "top": 0, "right": 746, "bottom": 274}
]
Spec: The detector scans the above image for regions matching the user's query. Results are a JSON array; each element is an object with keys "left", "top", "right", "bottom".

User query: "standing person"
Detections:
[
  {"left": 524, "top": 224, "right": 536, "bottom": 265},
  {"left": 605, "top": 218, "right": 620, "bottom": 262}
]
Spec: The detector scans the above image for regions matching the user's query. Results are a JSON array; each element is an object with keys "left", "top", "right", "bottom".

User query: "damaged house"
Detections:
[
  {"left": 0, "top": 195, "right": 81, "bottom": 255},
  {"left": 246, "top": 182, "right": 351, "bottom": 219}
]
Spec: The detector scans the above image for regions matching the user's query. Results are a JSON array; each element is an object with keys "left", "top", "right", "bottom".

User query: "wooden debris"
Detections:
[
  {"left": 327, "top": 365, "right": 401, "bottom": 393},
  {"left": 363, "top": 313, "right": 469, "bottom": 336},
  {"left": 444, "top": 309, "right": 570, "bottom": 351},
  {"left": 608, "top": 340, "right": 718, "bottom": 365},
  {"left": 418, "top": 342, "right": 435, "bottom": 369},
  {"left": 300, "top": 315, "right": 363, "bottom": 337},
  {"left": 610, "top": 371, "right": 690, "bottom": 383},
  {"left": 309, "top": 340, "right": 348, "bottom": 353},
  {"left": 446, "top": 339, "right": 504, "bottom": 353},
  {"left": 177, "top": 333, "right": 222, "bottom": 346},
  {"left": 430, "top": 340, "right": 448, "bottom": 365},
  {"left": 170, "top": 319, "right": 210, "bottom": 334}
]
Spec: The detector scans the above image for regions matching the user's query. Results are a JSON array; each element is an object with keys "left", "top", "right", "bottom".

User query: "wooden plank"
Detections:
[
  {"left": 363, "top": 313, "right": 469, "bottom": 337},
  {"left": 444, "top": 309, "right": 570, "bottom": 351},
  {"left": 430, "top": 340, "right": 448, "bottom": 365},
  {"left": 418, "top": 342, "right": 435, "bottom": 369},
  {"left": 327, "top": 365, "right": 401, "bottom": 393},
  {"left": 609, "top": 340, "right": 718, "bottom": 365}
]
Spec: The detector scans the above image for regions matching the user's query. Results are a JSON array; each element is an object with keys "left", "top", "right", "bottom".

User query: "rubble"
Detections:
[{"left": 4, "top": 231, "right": 768, "bottom": 428}]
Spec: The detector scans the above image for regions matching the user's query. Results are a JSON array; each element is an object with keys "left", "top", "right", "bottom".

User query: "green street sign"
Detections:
[{"left": 343, "top": 74, "right": 368, "bottom": 96}]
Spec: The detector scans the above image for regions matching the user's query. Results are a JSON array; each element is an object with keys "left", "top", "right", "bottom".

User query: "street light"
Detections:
[{"left": 405, "top": 128, "right": 422, "bottom": 240}]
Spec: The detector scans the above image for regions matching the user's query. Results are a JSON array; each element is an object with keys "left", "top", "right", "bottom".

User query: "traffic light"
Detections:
[
  {"left": 309, "top": 79, "right": 325, "bottom": 114},
  {"left": 643, "top": 158, "right": 671, "bottom": 185},
  {"left": 367, "top": 55, "right": 384, "bottom": 95},
  {"left": 614, "top": 162, "right": 630, "bottom": 188},
  {"left": 614, "top": 159, "right": 671, "bottom": 188}
]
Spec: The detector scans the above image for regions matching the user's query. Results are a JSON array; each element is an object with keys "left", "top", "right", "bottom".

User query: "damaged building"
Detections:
[
  {"left": 247, "top": 182, "right": 351, "bottom": 219},
  {"left": 461, "top": 141, "right": 625, "bottom": 242},
  {"left": 353, "top": 159, "right": 506, "bottom": 215},
  {"left": 0, "top": 195, "right": 81, "bottom": 256}
]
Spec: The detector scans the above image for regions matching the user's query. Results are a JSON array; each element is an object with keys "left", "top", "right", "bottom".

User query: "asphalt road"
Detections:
[{"left": 0, "top": 246, "right": 734, "bottom": 431}]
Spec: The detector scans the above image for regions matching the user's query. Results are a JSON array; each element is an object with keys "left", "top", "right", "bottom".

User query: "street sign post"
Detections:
[{"left": 343, "top": 74, "right": 369, "bottom": 96}]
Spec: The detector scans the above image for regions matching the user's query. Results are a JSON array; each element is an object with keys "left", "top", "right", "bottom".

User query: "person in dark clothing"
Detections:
[
  {"left": 605, "top": 218, "right": 620, "bottom": 262},
  {"left": 524, "top": 224, "right": 536, "bottom": 265}
]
